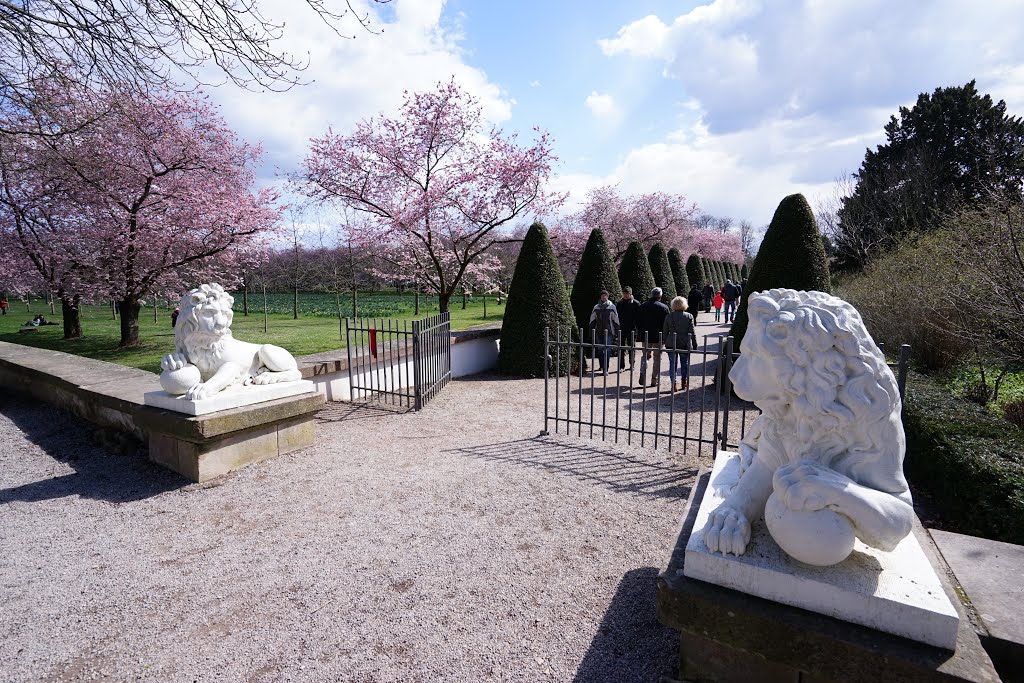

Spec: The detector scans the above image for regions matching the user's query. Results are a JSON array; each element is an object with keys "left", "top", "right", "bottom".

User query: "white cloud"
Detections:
[
  {"left": 529, "top": 79, "right": 542, "bottom": 88},
  {"left": 205, "top": 0, "right": 513, "bottom": 182},
  {"left": 586, "top": 0, "right": 1024, "bottom": 225},
  {"left": 584, "top": 91, "right": 622, "bottom": 127}
]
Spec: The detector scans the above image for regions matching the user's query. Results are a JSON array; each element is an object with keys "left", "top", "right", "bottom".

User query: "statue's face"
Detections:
[
  {"left": 731, "top": 324, "right": 790, "bottom": 407},
  {"left": 197, "top": 301, "right": 233, "bottom": 335}
]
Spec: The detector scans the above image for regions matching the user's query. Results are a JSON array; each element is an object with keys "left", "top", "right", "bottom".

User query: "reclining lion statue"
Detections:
[
  {"left": 160, "top": 283, "right": 302, "bottom": 401},
  {"left": 703, "top": 289, "right": 914, "bottom": 566}
]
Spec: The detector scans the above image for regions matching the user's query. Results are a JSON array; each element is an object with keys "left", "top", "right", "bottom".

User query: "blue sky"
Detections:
[{"left": 208, "top": 0, "right": 1024, "bottom": 229}]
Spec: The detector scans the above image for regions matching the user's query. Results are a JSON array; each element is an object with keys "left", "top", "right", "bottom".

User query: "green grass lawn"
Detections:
[{"left": 0, "top": 292, "right": 504, "bottom": 374}]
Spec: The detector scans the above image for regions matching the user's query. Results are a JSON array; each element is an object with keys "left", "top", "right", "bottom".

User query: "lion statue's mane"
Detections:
[
  {"left": 174, "top": 283, "right": 238, "bottom": 379},
  {"left": 737, "top": 288, "right": 910, "bottom": 501}
]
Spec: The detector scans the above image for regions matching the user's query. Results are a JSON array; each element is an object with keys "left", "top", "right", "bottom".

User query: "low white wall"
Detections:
[{"left": 309, "top": 334, "right": 500, "bottom": 402}]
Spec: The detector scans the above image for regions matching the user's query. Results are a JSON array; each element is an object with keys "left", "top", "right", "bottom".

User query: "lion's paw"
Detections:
[{"left": 703, "top": 504, "right": 751, "bottom": 556}]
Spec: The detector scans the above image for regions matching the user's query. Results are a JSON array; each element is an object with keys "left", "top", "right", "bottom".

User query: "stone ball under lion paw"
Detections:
[
  {"left": 765, "top": 490, "right": 856, "bottom": 566},
  {"left": 160, "top": 364, "right": 202, "bottom": 396}
]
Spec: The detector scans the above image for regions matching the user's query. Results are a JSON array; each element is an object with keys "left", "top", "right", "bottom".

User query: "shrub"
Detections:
[
  {"left": 741, "top": 263, "right": 749, "bottom": 279},
  {"left": 498, "top": 222, "right": 576, "bottom": 377},
  {"left": 618, "top": 241, "right": 656, "bottom": 297},
  {"left": 903, "top": 371, "right": 1024, "bottom": 544},
  {"left": 731, "top": 193, "right": 831, "bottom": 346},
  {"left": 838, "top": 231, "right": 967, "bottom": 371},
  {"left": 685, "top": 253, "right": 705, "bottom": 289},
  {"left": 668, "top": 248, "right": 690, "bottom": 295},
  {"left": 1004, "top": 397, "right": 1024, "bottom": 429},
  {"left": 647, "top": 243, "right": 677, "bottom": 300},
  {"left": 570, "top": 229, "right": 622, "bottom": 332}
]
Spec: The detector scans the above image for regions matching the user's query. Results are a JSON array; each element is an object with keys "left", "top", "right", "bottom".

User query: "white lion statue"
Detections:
[
  {"left": 159, "top": 283, "right": 302, "bottom": 401},
  {"left": 703, "top": 289, "right": 914, "bottom": 566}
]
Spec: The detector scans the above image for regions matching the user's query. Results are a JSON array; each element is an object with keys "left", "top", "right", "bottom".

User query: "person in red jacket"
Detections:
[{"left": 713, "top": 290, "right": 724, "bottom": 322}]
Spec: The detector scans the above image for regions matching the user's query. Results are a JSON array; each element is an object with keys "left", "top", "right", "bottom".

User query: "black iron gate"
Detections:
[
  {"left": 542, "top": 328, "right": 910, "bottom": 459},
  {"left": 344, "top": 312, "right": 451, "bottom": 410}
]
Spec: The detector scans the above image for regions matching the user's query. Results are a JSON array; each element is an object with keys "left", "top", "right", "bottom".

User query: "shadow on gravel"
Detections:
[
  {"left": 444, "top": 437, "right": 695, "bottom": 500},
  {"left": 573, "top": 567, "right": 679, "bottom": 683},
  {"left": 316, "top": 401, "right": 411, "bottom": 423},
  {"left": 0, "top": 397, "right": 186, "bottom": 505}
]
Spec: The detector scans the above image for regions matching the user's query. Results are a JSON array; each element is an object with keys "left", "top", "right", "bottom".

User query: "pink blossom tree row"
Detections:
[
  {"left": 0, "top": 80, "right": 279, "bottom": 345},
  {"left": 297, "top": 79, "right": 563, "bottom": 313}
]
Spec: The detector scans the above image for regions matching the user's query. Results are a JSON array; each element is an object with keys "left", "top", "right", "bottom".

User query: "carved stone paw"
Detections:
[
  {"left": 161, "top": 352, "right": 188, "bottom": 372},
  {"left": 250, "top": 372, "right": 278, "bottom": 385},
  {"left": 185, "top": 382, "right": 215, "bottom": 401},
  {"left": 773, "top": 460, "right": 851, "bottom": 512},
  {"left": 703, "top": 504, "right": 751, "bottom": 556}
]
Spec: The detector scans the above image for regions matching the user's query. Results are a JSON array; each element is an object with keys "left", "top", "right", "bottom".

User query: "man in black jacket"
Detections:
[
  {"left": 636, "top": 287, "right": 670, "bottom": 387},
  {"left": 722, "top": 279, "right": 740, "bottom": 323},
  {"left": 702, "top": 282, "right": 715, "bottom": 313},
  {"left": 687, "top": 284, "right": 703, "bottom": 326},
  {"left": 615, "top": 286, "right": 641, "bottom": 369}
]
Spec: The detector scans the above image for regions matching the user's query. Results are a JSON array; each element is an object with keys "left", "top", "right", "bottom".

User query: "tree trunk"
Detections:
[
  {"left": 48, "top": 292, "right": 55, "bottom": 315},
  {"left": 293, "top": 286, "right": 299, "bottom": 320},
  {"left": 117, "top": 298, "right": 142, "bottom": 347},
  {"left": 263, "top": 284, "right": 268, "bottom": 334},
  {"left": 243, "top": 284, "right": 249, "bottom": 317},
  {"left": 60, "top": 296, "right": 82, "bottom": 340},
  {"left": 438, "top": 292, "right": 451, "bottom": 313},
  {"left": 111, "top": 300, "right": 117, "bottom": 319},
  {"left": 351, "top": 288, "right": 358, "bottom": 319},
  {"left": 414, "top": 284, "right": 420, "bottom": 316},
  {"left": 462, "top": 291, "right": 467, "bottom": 309}
]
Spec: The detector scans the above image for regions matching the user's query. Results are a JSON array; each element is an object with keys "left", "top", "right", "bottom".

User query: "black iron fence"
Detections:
[
  {"left": 344, "top": 312, "right": 451, "bottom": 410},
  {"left": 543, "top": 329, "right": 911, "bottom": 459}
]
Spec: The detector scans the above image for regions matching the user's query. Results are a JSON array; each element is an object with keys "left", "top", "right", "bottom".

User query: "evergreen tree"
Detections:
[
  {"left": 617, "top": 241, "right": 656, "bottom": 298},
  {"left": 731, "top": 194, "right": 832, "bottom": 346},
  {"left": 668, "top": 247, "right": 690, "bottom": 294},
  {"left": 498, "top": 222, "right": 577, "bottom": 377},
  {"left": 741, "top": 263, "right": 749, "bottom": 279},
  {"left": 647, "top": 243, "right": 677, "bottom": 300},
  {"left": 686, "top": 253, "right": 705, "bottom": 289},
  {"left": 570, "top": 229, "right": 622, "bottom": 331}
]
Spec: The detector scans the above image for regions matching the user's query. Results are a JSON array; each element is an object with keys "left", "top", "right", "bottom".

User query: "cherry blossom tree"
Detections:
[
  {"left": 0, "top": 80, "right": 280, "bottom": 346},
  {"left": 298, "top": 79, "right": 562, "bottom": 313}
]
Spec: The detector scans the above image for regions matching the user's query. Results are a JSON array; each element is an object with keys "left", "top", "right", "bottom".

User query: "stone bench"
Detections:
[
  {"left": 0, "top": 341, "right": 324, "bottom": 483},
  {"left": 135, "top": 393, "right": 324, "bottom": 482}
]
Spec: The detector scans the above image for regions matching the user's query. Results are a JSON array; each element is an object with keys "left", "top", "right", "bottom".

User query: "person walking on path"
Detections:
[
  {"left": 615, "top": 286, "right": 641, "bottom": 369},
  {"left": 702, "top": 282, "right": 715, "bottom": 313},
  {"left": 0, "top": 296, "right": 7, "bottom": 316},
  {"left": 687, "top": 284, "right": 703, "bottom": 326},
  {"left": 636, "top": 287, "right": 670, "bottom": 387},
  {"left": 713, "top": 289, "right": 724, "bottom": 322},
  {"left": 171, "top": 307, "right": 180, "bottom": 328},
  {"left": 722, "top": 279, "right": 740, "bottom": 323},
  {"left": 589, "top": 289, "right": 620, "bottom": 375},
  {"left": 663, "top": 296, "right": 698, "bottom": 392}
]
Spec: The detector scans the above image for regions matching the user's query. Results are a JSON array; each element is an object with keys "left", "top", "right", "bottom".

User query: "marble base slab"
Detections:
[
  {"left": 143, "top": 380, "right": 316, "bottom": 416},
  {"left": 684, "top": 451, "right": 960, "bottom": 649}
]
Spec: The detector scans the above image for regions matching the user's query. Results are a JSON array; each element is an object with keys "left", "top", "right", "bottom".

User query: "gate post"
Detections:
[
  {"left": 345, "top": 317, "right": 354, "bottom": 400},
  {"left": 719, "top": 336, "right": 735, "bottom": 453},
  {"left": 412, "top": 318, "right": 422, "bottom": 411},
  {"left": 542, "top": 327, "right": 550, "bottom": 436}
]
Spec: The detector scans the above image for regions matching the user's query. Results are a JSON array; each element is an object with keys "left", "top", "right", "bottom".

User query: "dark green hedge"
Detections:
[
  {"left": 668, "top": 248, "right": 690, "bottom": 295},
  {"left": 647, "top": 243, "right": 677, "bottom": 300},
  {"left": 570, "top": 229, "right": 621, "bottom": 331},
  {"left": 685, "top": 253, "right": 705, "bottom": 289},
  {"left": 903, "top": 371, "right": 1024, "bottom": 544},
  {"left": 618, "top": 241, "right": 656, "bottom": 297},
  {"left": 498, "top": 222, "right": 576, "bottom": 377}
]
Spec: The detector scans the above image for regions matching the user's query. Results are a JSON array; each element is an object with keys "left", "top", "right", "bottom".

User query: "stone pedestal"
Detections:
[
  {"left": 657, "top": 468, "right": 1001, "bottom": 682},
  {"left": 143, "top": 380, "right": 316, "bottom": 415},
  {"left": 135, "top": 393, "right": 325, "bottom": 482}
]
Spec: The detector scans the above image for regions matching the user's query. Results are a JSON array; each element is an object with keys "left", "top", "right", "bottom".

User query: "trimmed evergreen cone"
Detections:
[
  {"left": 668, "top": 247, "right": 690, "bottom": 295},
  {"left": 741, "top": 263, "right": 749, "bottom": 279},
  {"left": 617, "top": 241, "right": 656, "bottom": 298},
  {"left": 685, "top": 253, "right": 705, "bottom": 289},
  {"left": 647, "top": 243, "right": 677, "bottom": 300},
  {"left": 570, "top": 228, "right": 622, "bottom": 332},
  {"left": 498, "top": 222, "right": 577, "bottom": 377},
  {"left": 731, "top": 193, "right": 832, "bottom": 346}
]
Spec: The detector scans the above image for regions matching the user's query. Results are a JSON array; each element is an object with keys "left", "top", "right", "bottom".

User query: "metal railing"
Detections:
[
  {"left": 344, "top": 312, "right": 451, "bottom": 410},
  {"left": 543, "top": 329, "right": 912, "bottom": 458}
]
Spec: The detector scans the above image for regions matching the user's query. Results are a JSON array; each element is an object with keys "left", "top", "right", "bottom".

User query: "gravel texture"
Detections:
[{"left": 0, "top": 369, "right": 711, "bottom": 682}]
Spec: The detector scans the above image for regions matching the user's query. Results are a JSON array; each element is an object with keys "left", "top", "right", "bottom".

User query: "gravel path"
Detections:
[{"left": 0, "top": 368, "right": 706, "bottom": 682}]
